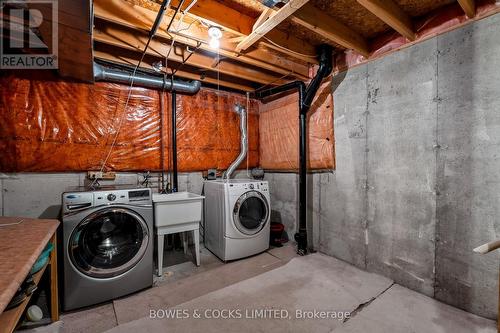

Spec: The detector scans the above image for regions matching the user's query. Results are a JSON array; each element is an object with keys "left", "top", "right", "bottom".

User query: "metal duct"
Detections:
[
  {"left": 93, "top": 62, "right": 201, "bottom": 94},
  {"left": 223, "top": 104, "right": 247, "bottom": 180}
]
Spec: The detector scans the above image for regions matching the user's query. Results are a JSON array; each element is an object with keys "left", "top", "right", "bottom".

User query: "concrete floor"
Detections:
[
  {"left": 19, "top": 245, "right": 297, "bottom": 333},
  {"left": 20, "top": 245, "right": 496, "bottom": 333},
  {"left": 107, "top": 253, "right": 496, "bottom": 333}
]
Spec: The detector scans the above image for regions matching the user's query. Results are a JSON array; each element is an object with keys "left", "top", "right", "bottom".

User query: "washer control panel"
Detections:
[
  {"left": 63, "top": 188, "right": 152, "bottom": 214},
  {"left": 94, "top": 189, "right": 151, "bottom": 206}
]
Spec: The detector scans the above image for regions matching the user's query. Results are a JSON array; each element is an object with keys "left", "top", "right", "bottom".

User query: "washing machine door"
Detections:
[
  {"left": 232, "top": 191, "right": 269, "bottom": 236},
  {"left": 68, "top": 207, "right": 149, "bottom": 279}
]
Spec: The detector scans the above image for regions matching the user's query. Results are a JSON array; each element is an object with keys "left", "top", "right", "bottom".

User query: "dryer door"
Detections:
[
  {"left": 68, "top": 207, "right": 149, "bottom": 279},
  {"left": 232, "top": 191, "right": 269, "bottom": 236}
]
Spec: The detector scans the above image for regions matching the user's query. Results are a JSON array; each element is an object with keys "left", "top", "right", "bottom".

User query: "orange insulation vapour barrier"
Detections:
[
  {"left": 259, "top": 82, "right": 335, "bottom": 171},
  {"left": 0, "top": 72, "right": 259, "bottom": 172}
]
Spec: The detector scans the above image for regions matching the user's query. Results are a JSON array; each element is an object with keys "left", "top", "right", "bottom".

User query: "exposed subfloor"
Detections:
[{"left": 20, "top": 246, "right": 495, "bottom": 333}]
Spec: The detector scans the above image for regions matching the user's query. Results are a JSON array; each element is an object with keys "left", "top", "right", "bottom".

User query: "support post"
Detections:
[{"left": 172, "top": 91, "right": 178, "bottom": 192}]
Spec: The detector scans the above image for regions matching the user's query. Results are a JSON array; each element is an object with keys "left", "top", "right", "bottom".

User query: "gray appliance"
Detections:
[{"left": 61, "top": 186, "right": 153, "bottom": 310}]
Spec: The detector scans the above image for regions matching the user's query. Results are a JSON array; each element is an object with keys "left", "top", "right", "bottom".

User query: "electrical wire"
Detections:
[
  {"left": 165, "top": 16, "right": 198, "bottom": 61},
  {"left": 165, "top": 1, "right": 199, "bottom": 80},
  {"left": 252, "top": 71, "right": 296, "bottom": 93},
  {"left": 166, "top": 0, "right": 186, "bottom": 33},
  {"left": 262, "top": 36, "right": 317, "bottom": 59}
]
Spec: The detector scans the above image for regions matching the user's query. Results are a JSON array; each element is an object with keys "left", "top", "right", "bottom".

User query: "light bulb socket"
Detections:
[{"left": 208, "top": 26, "right": 222, "bottom": 40}]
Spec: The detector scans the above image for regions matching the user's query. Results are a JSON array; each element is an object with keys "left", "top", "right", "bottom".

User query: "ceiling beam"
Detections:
[
  {"left": 94, "top": 49, "right": 256, "bottom": 92},
  {"left": 93, "top": 23, "right": 287, "bottom": 85},
  {"left": 457, "top": 0, "right": 476, "bottom": 18},
  {"left": 291, "top": 4, "right": 370, "bottom": 57},
  {"left": 356, "top": 0, "right": 415, "bottom": 41},
  {"left": 93, "top": 0, "right": 311, "bottom": 80},
  {"left": 236, "top": 0, "right": 310, "bottom": 52}
]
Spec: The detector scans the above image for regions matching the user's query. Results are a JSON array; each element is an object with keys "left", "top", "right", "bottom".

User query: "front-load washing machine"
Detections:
[
  {"left": 61, "top": 186, "right": 153, "bottom": 310},
  {"left": 204, "top": 179, "right": 270, "bottom": 261}
]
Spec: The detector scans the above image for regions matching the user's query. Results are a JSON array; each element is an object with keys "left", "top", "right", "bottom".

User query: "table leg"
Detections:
[
  {"left": 157, "top": 234, "right": 164, "bottom": 277},
  {"left": 194, "top": 229, "right": 200, "bottom": 267},
  {"left": 50, "top": 233, "right": 59, "bottom": 322}
]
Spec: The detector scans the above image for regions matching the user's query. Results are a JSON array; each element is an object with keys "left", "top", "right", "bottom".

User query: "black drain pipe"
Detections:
[
  {"left": 171, "top": 91, "right": 178, "bottom": 192},
  {"left": 254, "top": 44, "right": 333, "bottom": 255}
]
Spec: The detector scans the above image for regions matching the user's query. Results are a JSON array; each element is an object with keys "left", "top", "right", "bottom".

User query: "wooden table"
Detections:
[{"left": 0, "top": 217, "right": 59, "bottom": 333}]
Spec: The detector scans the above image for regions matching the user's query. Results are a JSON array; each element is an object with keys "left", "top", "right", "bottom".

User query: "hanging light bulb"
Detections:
[
  {"left": 208, "top": 26, "right": 222, "bottom": 49},
  {"left": 209, "top": 37, "right": 220, "bottom": 49}
]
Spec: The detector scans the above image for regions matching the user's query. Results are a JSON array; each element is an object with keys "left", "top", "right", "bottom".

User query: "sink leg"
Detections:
[
  {"left": 182, "top": 232, "right": 189, "bottom": 255},
  {"left": 157, "top": 234, "right": 164, "bottom": 277},
  {"left": 194, "top": 229, "right": 200, "bottom": 267}
]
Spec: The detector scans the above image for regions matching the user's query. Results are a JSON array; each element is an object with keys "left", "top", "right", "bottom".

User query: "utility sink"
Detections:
[{"left": 152, "top": 192, "right": 204, "bottom": 227}]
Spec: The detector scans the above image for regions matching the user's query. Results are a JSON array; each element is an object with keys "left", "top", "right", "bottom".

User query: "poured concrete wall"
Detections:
[
  {"left": 265, "top": 13, "right": 500, "bottom": 319},
  {"left": 313, "top": 13, "right": 500, "bottom": 319},
  {"left": 264, "top": 173, "right": 322, "bottom": 248},
  {"left": 434, "top": 15, "right": 500, "bottom": 318}
]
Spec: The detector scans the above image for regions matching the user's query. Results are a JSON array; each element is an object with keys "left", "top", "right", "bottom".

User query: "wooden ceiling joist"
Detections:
[
  {"left": 291, "top": 4, "right": 370, "bottom": 57},
  {"left": 171, "top": 0, "right": 253, "bottom": 36},
  {"left": 93, "top": 0, "right": 311, "bottom": 80},
  {"left": 457, "top": 0, "right": 476, "bottom": 18},
  {"left": 30, "top": 0, "right": 93, "bottom": 82},
  {"left": 236, "top": 0, "right": 310, "bottom": 52},
  {"left": 171, "top": 0, "right": 317, "bottom": 63},
  {"left": 356, "top": 0, "right": 415, "bottom": 41},
  {"left": 94, "top": 49, "right": 256, "bottom": 92},
  {"left": 93, "top": 24, "right": 288, "bottom": 85},
  {"left": 259, "top": 29, "right": 318, "bottom": 64},
  {"left": 253, "top": 8, "right": 274, "bottom": 31}
]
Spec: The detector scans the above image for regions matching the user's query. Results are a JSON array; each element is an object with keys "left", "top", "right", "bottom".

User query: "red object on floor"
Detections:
[{"left": 270, "top": 222, "right": 286, "bottom": 247}]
